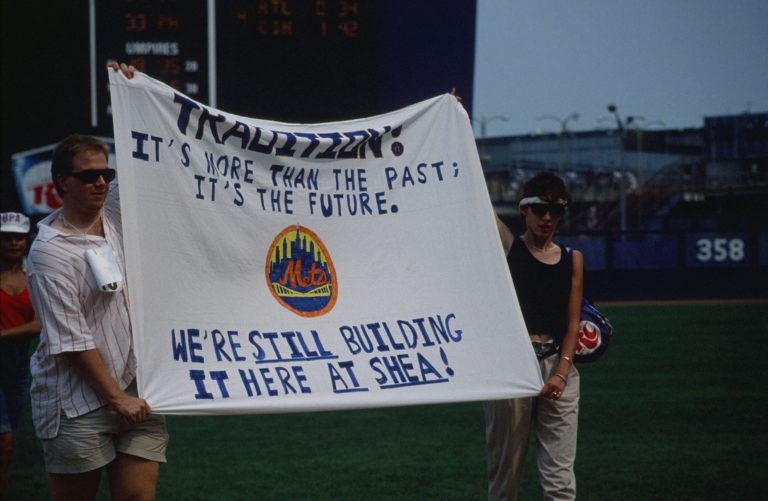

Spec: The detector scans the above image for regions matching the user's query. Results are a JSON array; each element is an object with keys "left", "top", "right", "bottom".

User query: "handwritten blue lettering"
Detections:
[
  {"left": 339, "top": 314, "right": 462, "bottom": 355},
  {"left": 328, "top": 360, "right": 368, "bottom": 393},
  {"left": 172, "top": 328, "right": 205, "bottom": 363},
  {"left": 171, "top": 92, "right": 399, "bottom": 160},
  {"left": 371, "top": 352, "right": 449, "bottom": 389},
  {"left": 238, "top": 366, "right": 311, "bottom": 397},
  {"left": 248, "top": 330, "right": 336, "bottom": 363}
]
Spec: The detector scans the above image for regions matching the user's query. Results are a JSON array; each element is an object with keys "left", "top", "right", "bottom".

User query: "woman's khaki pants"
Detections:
[{"left": 483, "top": 355, "right": 580, "bottom": 501}]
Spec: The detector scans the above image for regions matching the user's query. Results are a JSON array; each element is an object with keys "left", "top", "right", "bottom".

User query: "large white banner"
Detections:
[{"left": 109, "top": 71, "right": 542, "bottom": 415}]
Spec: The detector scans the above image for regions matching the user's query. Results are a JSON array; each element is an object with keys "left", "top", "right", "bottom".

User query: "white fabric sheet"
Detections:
[{"left": 108, "top": 70, "right": 542, "bottom": 414}]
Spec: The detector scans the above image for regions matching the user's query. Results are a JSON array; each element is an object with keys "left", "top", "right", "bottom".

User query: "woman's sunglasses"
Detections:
[
  {"left": 67, "top": 168, "right": 116, "bottom": 184},
  {"left": 528, "top": 203, "right": 566, "bottom": 217}
]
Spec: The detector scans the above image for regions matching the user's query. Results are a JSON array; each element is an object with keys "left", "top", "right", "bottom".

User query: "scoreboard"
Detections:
[
  {"left": 92, "top": 0, "right": 212, "bottom": 129},
  {"left": 90, "top": 0, "right": 473, "bottom": 131},
  {"left": 215, "top": 0, "right": 377, "bottom": 122}
]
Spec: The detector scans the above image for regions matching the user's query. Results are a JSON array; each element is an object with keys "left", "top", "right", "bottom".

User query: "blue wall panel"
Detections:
[
  {"left": 558, "top": 235, "right": 608, "bottom": 271},
  {"left": 760, "top": 231, "right": 768, "bottom": 267},
  {"left": 612, "top": 237, "right": 678, "bottom": 269}
]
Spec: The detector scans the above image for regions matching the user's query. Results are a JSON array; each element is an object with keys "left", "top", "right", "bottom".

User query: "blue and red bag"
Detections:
[
  {"left": 575, "top": 298, "right": 613, "bottom": 363},
  {"left": 565, "top": 247, "right": 613, "bottom": 363}
]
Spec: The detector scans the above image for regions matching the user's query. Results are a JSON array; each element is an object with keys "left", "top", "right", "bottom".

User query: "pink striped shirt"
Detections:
[{"left": 27, "top": 185, "right": 136, "bottom": 439}]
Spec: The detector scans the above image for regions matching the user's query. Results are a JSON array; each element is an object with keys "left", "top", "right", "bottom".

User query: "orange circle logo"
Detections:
[{"left": 265, "top": 225, "right": 338, "bottom": 317}]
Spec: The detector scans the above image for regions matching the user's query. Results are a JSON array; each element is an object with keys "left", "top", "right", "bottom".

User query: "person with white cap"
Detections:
[{"left": 0, "top": 211, "right": 41, "bottom": 498}]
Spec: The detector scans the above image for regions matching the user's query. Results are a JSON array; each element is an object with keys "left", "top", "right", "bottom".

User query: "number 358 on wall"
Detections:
[{"left": 687, "top": 234, "right": 749, "bottom": 267}]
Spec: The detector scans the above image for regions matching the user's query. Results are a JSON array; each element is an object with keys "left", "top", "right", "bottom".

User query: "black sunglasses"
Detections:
[
  {"left": 0, "top": 233, "right": 27, "bottom": 240},
  {"left": 67, "top": 168, "right": 116, "bottom": 184},
  {"left": 529, "top": 203, "right": 566, "bottom": 217}
]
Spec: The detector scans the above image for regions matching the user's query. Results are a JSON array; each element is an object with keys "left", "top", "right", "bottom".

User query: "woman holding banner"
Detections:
[{"left": 486, "top": 172, "right": 583, "bottom": 501}]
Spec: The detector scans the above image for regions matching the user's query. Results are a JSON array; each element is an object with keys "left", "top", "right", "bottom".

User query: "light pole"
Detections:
[
  {"left": 607, "top": 104, "right": 629, "bottom": 233},
  {"left": 474, "top": 115, "right": 510, "bottom": 171},
  {"left": 627, "top": 116, "right": 666, "bottom": 182},
  {"left": 477, "top": 115, "right": 510, "bottom": 139},
  {"left": 473, "top": 116, "right": 511, "bottom": 204},
  {"left": 628, "top": 117, "right": 665, "bottom": 229},
  {"left": 537, "top": 113, "right": 580, "bottom": 173}
]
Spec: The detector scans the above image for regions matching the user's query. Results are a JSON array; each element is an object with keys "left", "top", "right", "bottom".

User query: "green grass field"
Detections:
[{"left": 7, "top": 302, "right": 768, "bottom": 500}]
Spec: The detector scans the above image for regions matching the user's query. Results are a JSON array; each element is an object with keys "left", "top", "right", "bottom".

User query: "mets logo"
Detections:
[
  {"left": 576, "top": 320, "right": 601, "bottom": 355},
  {"left": 265, "top": 225, "right": 337, "bottom": 317}
]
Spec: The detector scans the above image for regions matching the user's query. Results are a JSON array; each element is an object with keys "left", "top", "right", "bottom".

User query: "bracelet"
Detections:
[
  {"left": 554, "top": 373, "right": 568, "bottom": 385},
  {"left": 561, "top": 355, "right": 573, "bottom": 365}
]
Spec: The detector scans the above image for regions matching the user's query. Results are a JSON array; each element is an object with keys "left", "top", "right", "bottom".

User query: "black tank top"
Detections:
[{"left": 506, "top": 238, "right": 571, "bottom": 345}]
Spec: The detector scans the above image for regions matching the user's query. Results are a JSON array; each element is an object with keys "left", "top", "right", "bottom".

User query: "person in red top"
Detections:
[{"left": 0, "top": 211, "right": 40, "bottom": 498}]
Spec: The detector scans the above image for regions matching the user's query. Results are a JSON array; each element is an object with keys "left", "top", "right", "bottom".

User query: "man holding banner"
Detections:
[{"left": 27, "top": 130, "right": 167, "bottom": 500}]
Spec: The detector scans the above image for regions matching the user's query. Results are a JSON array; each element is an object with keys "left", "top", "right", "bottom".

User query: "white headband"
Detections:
[{"left": 518, "top": 196, "right": 568, "bottom": 210}]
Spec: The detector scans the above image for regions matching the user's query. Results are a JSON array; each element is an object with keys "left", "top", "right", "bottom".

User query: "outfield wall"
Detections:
[{"left": 560, "top": 231, "right": 768, "bottom": 301}]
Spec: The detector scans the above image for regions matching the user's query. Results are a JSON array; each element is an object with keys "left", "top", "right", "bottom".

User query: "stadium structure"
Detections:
[{"left": 478, "top": 112, "right": 768, "bottom": 301}]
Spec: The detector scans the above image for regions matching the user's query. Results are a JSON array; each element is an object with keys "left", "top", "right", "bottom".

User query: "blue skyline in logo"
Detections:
[{"left": 268, "top": 227, "right": 334, "bottom": 314}]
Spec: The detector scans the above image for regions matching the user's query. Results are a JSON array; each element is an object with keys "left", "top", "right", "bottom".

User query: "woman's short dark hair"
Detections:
[
  {"left": 51, "top": 134, "right": 110, "bottom": 196},
  {"left": 521, "top": 172, "right": 570, "bottom": 204}
]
